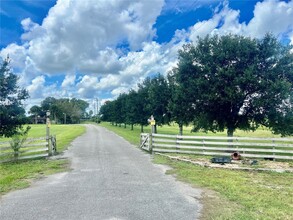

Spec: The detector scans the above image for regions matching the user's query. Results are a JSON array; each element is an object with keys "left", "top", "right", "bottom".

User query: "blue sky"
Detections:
[{"left": 0, "top": 0, "right": 293, "bottom": 113}]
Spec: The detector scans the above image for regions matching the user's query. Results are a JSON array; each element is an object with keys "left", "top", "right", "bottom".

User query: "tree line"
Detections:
[
  {"left": 1, "top": 34, "right": 292, "bottom": 137},
  {"left": 100, "top": 34, "right": 293, "bottom": 137},
  {"left": 29, "top": 97, "right": 89, "bottom": 124}
]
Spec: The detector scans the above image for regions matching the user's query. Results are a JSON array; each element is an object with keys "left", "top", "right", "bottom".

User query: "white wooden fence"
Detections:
[
  {"left": 0, "top": 136, "right": 57, "bottom": 163},
  {"left": 140, "top": 133, "right": 293, "bottom": 160}
]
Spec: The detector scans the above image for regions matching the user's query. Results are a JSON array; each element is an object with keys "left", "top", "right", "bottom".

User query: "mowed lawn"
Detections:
[
  {"left": 99, "top": 122, "right": 281, "bottom": 145},
  {"left": 99, "top": 122, "right": 293, "bottom": 220},
  {"left": 0, "top": 124, "right": 85, "bottom": 195}
]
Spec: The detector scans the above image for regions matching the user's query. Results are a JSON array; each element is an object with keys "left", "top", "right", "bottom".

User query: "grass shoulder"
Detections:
[
  {"left": 100, "top": 121, "right": 293, "bottom": 220},
  {"left": 0, "top": 124, "right": 85, "bottom": 196}
]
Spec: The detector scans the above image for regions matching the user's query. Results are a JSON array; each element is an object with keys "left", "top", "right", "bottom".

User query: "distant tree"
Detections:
[
  {"left": 29, "top": 105, "right": 43, "bottom": 116},
  {"left": 125, "top": 90, "right": 140, "bottom": 130},
  {"left": 0, "top": 56, "right": 29, "bottom": 137},
  {"left": 167, "top": 70, "right": 194, "bottom": 135},
  {"left": 146, "top": 74, "right": 171, "bottom": 132},
  {"left": 38, "top": 97, "right": 89, "bottom": 124},
  {"left": 100, "top": 100, "right": 115, "bottom": 124},
  {"left": 89, "top": 110, "right": 93, "bottom": 118},
  {"left": 175, "top": 34, "right": 293, "bottom": 137},
  {"left": 136, "top": 78, "right": 152, "bottom": 132},
  {"left": 111, "top": 94, "right": 127, "bottom": 127}
]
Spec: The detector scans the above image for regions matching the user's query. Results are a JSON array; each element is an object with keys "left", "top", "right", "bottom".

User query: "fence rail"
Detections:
[
  {"left": 140, "top": 133, "right": 293, "bottom": 160},
  {"left": 0, "top": 135, "right": 57, "bottom": 163}
]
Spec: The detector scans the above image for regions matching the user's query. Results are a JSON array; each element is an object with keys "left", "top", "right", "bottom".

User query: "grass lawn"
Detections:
[
  {"left": 99, "top": 122, "right": 293, "bottom": 220},
  {"left": 99, "top": 122, "right": 281, "bottom": 146},
  {"left": 0, "top": 124, "right": 85, "bottom": 196}
]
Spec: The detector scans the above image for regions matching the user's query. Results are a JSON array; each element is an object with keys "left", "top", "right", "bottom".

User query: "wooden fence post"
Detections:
[{"left": 149, "top": 133, "right": 153, "bottom": 153}]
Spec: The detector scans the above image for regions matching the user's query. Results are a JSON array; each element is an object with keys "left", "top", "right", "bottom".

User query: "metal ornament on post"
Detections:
[{"left": 148, "top": 115, "right": 156, "bottom": 134}]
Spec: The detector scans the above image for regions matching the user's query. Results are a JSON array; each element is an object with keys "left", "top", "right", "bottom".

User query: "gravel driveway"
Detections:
[{"left": 0, "top": 124, "right": 202, "bottom": 220}]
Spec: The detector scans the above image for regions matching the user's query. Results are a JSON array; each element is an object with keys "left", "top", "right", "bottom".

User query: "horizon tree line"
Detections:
[{"left": 99, "top": 34, "right": 293, "bottom": 137}]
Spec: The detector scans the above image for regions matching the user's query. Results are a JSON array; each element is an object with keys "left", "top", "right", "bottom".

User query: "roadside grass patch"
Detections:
[
  {"left": 99, "top": 122, "right": 280, "bottom": 146},
  {"left": 100, "top": 122, "right": 293, "bottom": 220},
  {"left": 0, "top": 124, "right": 85, "bottom": 196},
  {"left": 154, "top": 155, "right": 293, "bottom": 220},
  {"left": 0, "top": 159, "right": 69, "bottom": 195}
]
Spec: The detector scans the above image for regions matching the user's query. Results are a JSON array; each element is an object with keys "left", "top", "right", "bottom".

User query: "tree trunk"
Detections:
[
  {"left": 154, "top": 125, "right": 157, "bottom": 134},
  {"left": 227, "top": 128, "right": 234, "bottom": 137},
  {"left": 131, "top": 124, "right": 134, "bottom": 130},
  {"left": 179, "top": 124, "right": 183, "bottom": 136},
  {"left": 140, "top": 124, "right": 144, "bottom": 132},
  {"left": 227, "top": 128, "right": 234, "bottom": 145},
  {"left": 124, "top": 123, "right": 126, "bottom": 128}
]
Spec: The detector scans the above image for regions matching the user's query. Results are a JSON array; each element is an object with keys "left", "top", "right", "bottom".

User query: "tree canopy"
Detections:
[
  {"left": 99, "top": 34, "right": 293, "bottom": 137},
  {"left": 173, "top": 34, "right": 293, "bottom": 136},
  {"left": 0, "top": 57, "right": 29, "bottom": 137},
  {"left": 29, "top": 97, "right": 89, "bottom": 124}
]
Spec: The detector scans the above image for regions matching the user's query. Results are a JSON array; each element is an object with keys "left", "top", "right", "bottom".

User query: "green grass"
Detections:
[
  {"left": 0, "top": 159, "right": 69, "bottom": 195},
  {"left": 0, "top": 124, "right": 85, "bottom": 196},
  {"left": 0, "top": 124, "right": 86, "bottom": 152},
  {"left": 99, "top": 122, "right": 293, "bottom": 220},
  {"left": 99, "top": 122, "right": 281, "bottom": 146},
  {"left": 154, "top": 155, "right": 293, "bottom": 220}
]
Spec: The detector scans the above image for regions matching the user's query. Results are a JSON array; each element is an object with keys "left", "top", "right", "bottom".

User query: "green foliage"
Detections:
[
  {"left": 99, "top": 34, "right": 292, "bottom": 137},
  {"left": 0, "top": 56, "right": 29, "bottom": 137},
  {"left": 173, "top": 34, "right": 293, "bottom": 136},
  {"left": 100, "top": 123, "right": 292, "bottom": 219},
  {"left": 29, "top": 97, "right": 89, "bottom": 124},
  {"left": 99, "top": 74, "right": 171, "bottom": 132},
  {"left": 145, "top": 74, "right": 171, "bottom": 125},
  {"left": 0, "top": 159, "right": 69, "bottom": 195},
  {"left": 154, "top": 155, "right": 293, "bottom": 220},
  {"left": 9, "top": 126, "right": 31, "bottom": 154},
  {"left": 0, "top": 124, "right": 85, "bottom": 195}
]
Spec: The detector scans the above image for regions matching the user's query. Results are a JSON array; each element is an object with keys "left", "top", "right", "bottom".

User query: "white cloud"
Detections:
[
  {"left": 61, "top": 74, "right": 76, "bottom": 88},
  {"left": 188, "top": 0, "right": 293, "bottom": 42},
  {"left": 111, "top": 87, "right": 130, "bottom": 96},
  {"left": 77, "top": 75, "right": 99, "bottom": 98},
  {"left": 26, "top": 75, "right": 60, "bottom": 99},
  {"left": 0, "top": 43, "right": 27, "bottom": 69},
  {"left": 21, "top": 18, "right": 45, "bottom": 41},
  {"left": 23, "top": 0, "right": 164, "bottom": 74},
  {"left": 78, "top": 48, "right": 122, "bottom": 74},
  {"left": 1, "top": 0, "right": 293, "bottom": 110},
  {"left": 90, "top": 41, "right": 178, "bottom": 98},
  {"left": 246, "top": 0, "right": 293, "bottom": 38},
  {"left": 27, "top": 76, "right": 46, "bottom": 98}
]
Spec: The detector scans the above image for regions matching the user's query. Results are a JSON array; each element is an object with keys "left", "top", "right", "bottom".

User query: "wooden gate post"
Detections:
[{"left": 149, "top": 133, "right": 153, "bottom": 153}]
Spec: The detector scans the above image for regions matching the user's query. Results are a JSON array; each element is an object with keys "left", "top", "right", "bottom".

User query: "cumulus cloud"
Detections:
[
  {"left": 23, "top": 0, "right": 164, "bottom": 74},
  {"left": 1, "top": 0, "right": 293, "bottom": 109},
  {"left": 61, "top": 74, "right": 76, "bottom": 88},
  {"left": 188, "top": 0, "right": 293, "bottom": 42},
  {"left": 27, "top": 75, "right": 60, "bottom": 99},
  {"left": 21, "top": 18, "right": 45, "bottom": 41},
  {"left": 0, "top": 43, "right": 27, "bottom": 69},
  {"left": 77, "top": 75, "right": 99, "bottom": 98},
  {"left": 27, "top": 76, "right": 46, "bottom": 98},
  {"left": 246, "top": 0, "right": 293, "bottom": 38}
]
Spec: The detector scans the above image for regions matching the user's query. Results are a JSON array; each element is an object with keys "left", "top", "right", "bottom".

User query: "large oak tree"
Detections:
[{"left": 173, "top": 34, "right": 293, "bottom": 137}]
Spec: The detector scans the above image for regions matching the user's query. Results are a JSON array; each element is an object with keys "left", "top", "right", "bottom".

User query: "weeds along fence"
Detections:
[
  {"left": 140, "top": 133, "right": 293, "bottom": 160},
  {"left": 0, "top": 136, "right": 57, "bottom": 163}
]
